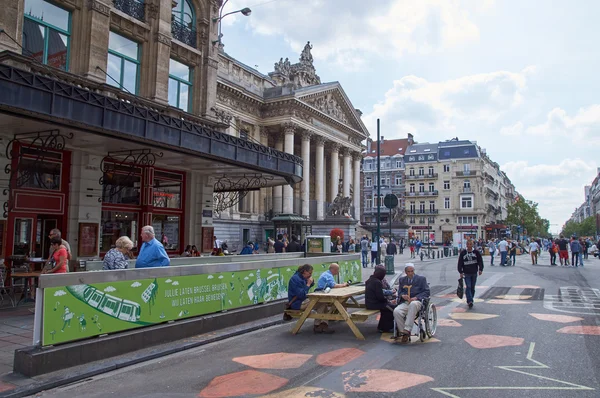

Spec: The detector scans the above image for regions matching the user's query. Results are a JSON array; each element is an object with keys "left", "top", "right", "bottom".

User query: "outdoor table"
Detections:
[
  {"left": 27, "top": 258, "right": 47, "bottom": 272},
  {"left": 11, "top": 271, "right": 42, "bottom": 305},
  {"left": 291, "top": 285, "right": 368, "bottom": 340}
]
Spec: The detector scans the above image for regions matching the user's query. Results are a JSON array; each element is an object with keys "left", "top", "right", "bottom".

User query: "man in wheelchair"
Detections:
[{"left": 393, "top": 263, "right": 431, "bottom": 343}]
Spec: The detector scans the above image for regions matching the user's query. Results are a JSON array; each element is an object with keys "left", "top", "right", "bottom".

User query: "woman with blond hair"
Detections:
[{"left": 103, "top": 236, "right": 134, "bottom": 270}]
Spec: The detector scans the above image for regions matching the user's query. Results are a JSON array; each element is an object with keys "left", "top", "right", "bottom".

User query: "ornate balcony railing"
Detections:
[
  {"left": 113, "top": 0, "right": 145, "bottom": 22},
  {"left": 407, "top": 173, "right": 438, "bottom": 180},
  {"left": 171, "top": 18, "right": 197, "bottom": 48},
  {"left": 408, "top": 209, "right": 439, "bottom": 215}
]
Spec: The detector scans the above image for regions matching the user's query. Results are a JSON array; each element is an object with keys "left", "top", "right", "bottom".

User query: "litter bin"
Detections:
[
  {"left": 453, "top": 247, "right": 459, "bottom": 256},
  {"left": 443, "top": 247, "right": 449, "bottom": 257},
  {"left": 384, "top": 255, "right": 394, "bottom": 275}
]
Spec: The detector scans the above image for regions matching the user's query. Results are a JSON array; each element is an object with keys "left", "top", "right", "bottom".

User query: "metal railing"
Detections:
[
  {"left": 408, "top": 209, "right": 439, "bottom": 215},
  {"left": 456, "top": 171, "right": 477, "bottom": 177},
  {"left": 171, "top": 19, "right": 197, "bottom": 48},
  {"left": 113, "top": 0, "right": 145, "bottom": 22},
  {"left": 407, "top": 173, "right": 438, "bottom": 180}
]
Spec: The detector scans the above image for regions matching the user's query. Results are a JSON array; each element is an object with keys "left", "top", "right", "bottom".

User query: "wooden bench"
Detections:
[{"left": 350, "top": 309, "right": 380, "bottom": 322}]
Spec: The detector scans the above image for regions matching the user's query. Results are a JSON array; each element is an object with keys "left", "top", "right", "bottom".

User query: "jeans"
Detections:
[
  {"left": 464, "top": 273, "right": 478, "bottom": 304},
  {"left": 509, "top": 252, "right": 516, "bottom": 266},
  {"left": 371, "top": 251, "right": 378, "bottom": 265},
  {"left": 361, "top": 250, "right": 368, "bottom": 267},
  {"left": 490, "top": 252, "right": 495, "bottom": 265},
  {"left": 572, "top": 252, "right": 579, "bottom": 267},
  {"left": 578, "top": 252, "right": 584, "bottom": 267},
  {"left": 550, "top": 251, "right": 556, "bottom": 265},
  {"left": 500, "top": 251, "right": 507, "bottom": 266}
]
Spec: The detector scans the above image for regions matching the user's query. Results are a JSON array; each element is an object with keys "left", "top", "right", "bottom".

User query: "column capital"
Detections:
[
  {"left": 340, "top": 147, "right": 351, "bottom": 157},
  {"left": 282, "top": 122, "right": 298, "bottom": 135},
  {"left": 259, "top": 126, "right": 270, "bottom": 139},
  {"left": 327, "top": 142, "right": 341, "bottom": 153},
  {"left": 299, "top": 130, "right": 313, "bottom": 141},
  {"left": 352, "top": 151, "right": 363, "bottom": 161},
  {"left": 313, "top": 136, "right": 326, "bottom": 146}
]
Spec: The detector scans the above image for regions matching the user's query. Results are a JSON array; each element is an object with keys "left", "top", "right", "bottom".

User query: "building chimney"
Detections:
[{"left": 407, "top": 133, "right": 414, "bottom": 146}]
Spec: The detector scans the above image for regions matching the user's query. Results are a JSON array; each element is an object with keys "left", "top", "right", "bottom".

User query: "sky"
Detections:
[{"left": 220, "top": 0, "right": 600, "bottom": 233}]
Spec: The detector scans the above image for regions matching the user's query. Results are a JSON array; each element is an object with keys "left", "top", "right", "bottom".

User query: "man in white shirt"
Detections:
[
  {"left": 529, "top": 240, "right": 540, "bottom": 265},
  {"left": 497, "top": 238, "right": 509, "bottom": 266},
  {"left": 370, "top": 240, "right": 378, "bottom": 267}
]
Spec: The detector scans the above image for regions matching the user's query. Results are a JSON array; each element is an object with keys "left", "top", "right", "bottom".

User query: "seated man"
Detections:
[
  {"left": 393, "top": 263, "right": 430, "bottom": 343},
  {"left": 284, "top": 264, "right": 315, "bottom": 323},
  {"left": 313, "top": 263, "right": 349, "bottom": 334}
]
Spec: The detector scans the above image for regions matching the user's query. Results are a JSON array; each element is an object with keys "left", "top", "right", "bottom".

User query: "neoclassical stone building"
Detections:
[
  {"left": 214, "top": 43, "right": 369, "bottom": 247},
  {"left": 0, "top": 0, "right": 367, "bottom": 259}
]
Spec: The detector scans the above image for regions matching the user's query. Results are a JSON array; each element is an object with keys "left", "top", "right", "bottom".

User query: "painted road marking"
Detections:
[
  {"left": 544, "top": 286, "right": 600, "bottom": 315},
  {"left": 431, "top": 342, "right": 595, "bottom": 397}
]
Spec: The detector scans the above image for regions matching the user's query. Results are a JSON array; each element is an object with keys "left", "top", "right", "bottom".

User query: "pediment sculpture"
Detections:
[
  {"left": 306, "top": 93, "right": 349, "bottom": 124},
  {"left": 269, "top": 41, "right": 321, "bottom": 88}
]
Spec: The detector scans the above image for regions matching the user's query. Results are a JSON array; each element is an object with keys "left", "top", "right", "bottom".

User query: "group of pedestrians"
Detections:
[{"left": 359, "top": 235, "right": 404, "bottom": 268}]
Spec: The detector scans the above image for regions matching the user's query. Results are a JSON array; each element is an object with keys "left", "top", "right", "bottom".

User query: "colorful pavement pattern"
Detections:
[{"left": 193, "top": 283, "right": 599, "bottom": 397}]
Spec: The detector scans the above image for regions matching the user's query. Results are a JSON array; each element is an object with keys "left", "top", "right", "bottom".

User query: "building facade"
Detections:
[
  {"left": 0, "top": 0, "right": 353, "bottom": 262},
  {"left": 400, "top": 138, "right": 515, "bottom": 245},
  {"left": 361, "top": 135, "right": 412, "bottom": 239}
]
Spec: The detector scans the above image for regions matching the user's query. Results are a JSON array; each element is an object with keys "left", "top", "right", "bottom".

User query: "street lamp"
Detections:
[{"left": 212, "top": 0, "right": 252, "bottom": 46}]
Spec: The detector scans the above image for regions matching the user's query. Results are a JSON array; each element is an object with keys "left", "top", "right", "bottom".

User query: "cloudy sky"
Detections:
[{"left": 221, "top": 0, "right": 600, "bottom": 233}]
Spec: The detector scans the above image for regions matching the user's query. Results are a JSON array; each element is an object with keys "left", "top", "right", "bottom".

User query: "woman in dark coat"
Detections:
[{"left": 365, "top": 267, "right": 396, "bottom": 332}]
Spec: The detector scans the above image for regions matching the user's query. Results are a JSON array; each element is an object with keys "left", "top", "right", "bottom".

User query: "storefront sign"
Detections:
[
  {"left": 42, "top": 260, "right": 362, "bottom": 346},
  {"left": 411, "top": 226, "right": 432, "bottom": 230},
  {"left": 457, "top": 225, "right": 478, "bottom": 230}
]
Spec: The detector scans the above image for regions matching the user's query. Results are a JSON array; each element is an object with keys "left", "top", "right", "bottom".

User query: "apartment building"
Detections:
[{"left": 361, "top": 134, "right": 413, "bottom": 238}]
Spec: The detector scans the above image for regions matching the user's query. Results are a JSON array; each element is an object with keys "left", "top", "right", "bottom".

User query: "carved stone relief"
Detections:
[
  {"left": 217, "top": 91, "right": 261, "bottom": 117},
  {"left": 89, "top": 0, "right": 110, "bottom": 16},
  {"left": 305, "top": 92, "right": 349, "bottom": 125}
]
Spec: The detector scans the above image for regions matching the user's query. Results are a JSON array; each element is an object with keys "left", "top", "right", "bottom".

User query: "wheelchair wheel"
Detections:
[{"left": 425, "top": 303, "right": 437, "bottom": 337}]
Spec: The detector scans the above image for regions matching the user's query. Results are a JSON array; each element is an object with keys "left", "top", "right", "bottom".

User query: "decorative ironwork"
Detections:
[
  {"left": 113, "top": 0, "right": 145, "bottom": 22},
  {"left": 3, "top": 129, "right": 73, "bottom": 217},
  {"left": 171, "top": 18, "right": 197, "bottom": 48},
  {"left": 98, "top": 149, "right": 163, "bottom": 203},
  {"left": 212, "top": 174, "right": 274, "bottom": 217}
]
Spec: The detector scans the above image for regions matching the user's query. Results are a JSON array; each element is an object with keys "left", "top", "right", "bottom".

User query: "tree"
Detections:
[
  {"left": 561, "top": 216, "right": 596, "bottom": 237},
  {"left": 506, "top": 195, "right": 550, "bottom": 237}
]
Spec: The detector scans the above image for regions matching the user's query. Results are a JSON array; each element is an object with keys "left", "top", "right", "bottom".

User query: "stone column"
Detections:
[
  {"left": 259, "top": 127, "right": 270, "bottom": 218},
  {"left": 329, "top": 143, "right": 340, "bottom": 202},
  {"left": 300, "top": 131, "right": 312, "bottom": 218},
  {"left": 0, "top": 0, "right": 23, "bottom": 53},
  {"left": 353, "top": 152, "right": 362, "bottom": 221},
  {"left": 272, "top": 134, "right": 283, "bottom": 214},
  {"left": 315, "top": 137, "right": 326, "bottom": 220},
  {"left": 74, "top": 0, "right": 111, "bottom": 82},
  {"left": 282, "top": 123, "right": 296, "bottom": 214},
  {"left": 342, "top": 148, "right": 351, "bottom": 198}
]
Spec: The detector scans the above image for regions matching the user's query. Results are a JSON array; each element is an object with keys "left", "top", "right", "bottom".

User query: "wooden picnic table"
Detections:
[{"left": 290, "top": 285, "right": 373, "bottom": 340}]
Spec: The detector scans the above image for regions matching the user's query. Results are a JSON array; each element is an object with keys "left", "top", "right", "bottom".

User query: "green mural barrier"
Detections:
[{"left": 42, "top": 259, "right": 362, "bottom": 346}]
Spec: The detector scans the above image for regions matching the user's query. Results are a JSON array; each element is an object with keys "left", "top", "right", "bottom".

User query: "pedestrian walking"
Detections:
[
  {"left": 578, "top": 238, "right": 585, "bottom": 267},
  {"left": 509, "top": 241, "right": 517, "bottom": 266},
  {"left": 399, "top": 238, "right": 405, "bottom": 254},
  {"left": 529, "top": 240, "right": 539, "bottom": 265},
  {"left": 360, "top": 236, "right": 369, "bottom": 268},
  {"left": 570, "top": 237, "right": 581, "bottom": 267},
  {"left": 550, "top": 240, "right": 558, "bottom": 266},
  {"left": 557, "top": 235, "right": 569, "bottom": 266},
  {"left": 370, "top": 239, "right": 378, "bottom": 267},
  {"left": 497, "top": 238, "right": 508, "bottom": 266},
  {"left": 488, "top": 240, "right": 497, "bottom": 266},
  {"left": 457, "top": 240, "right": 484, "bottom": 309}
]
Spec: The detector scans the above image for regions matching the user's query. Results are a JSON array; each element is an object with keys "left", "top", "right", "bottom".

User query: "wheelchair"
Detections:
[{"left": 393, "top": 298, "right": 437, "bottom": 342}]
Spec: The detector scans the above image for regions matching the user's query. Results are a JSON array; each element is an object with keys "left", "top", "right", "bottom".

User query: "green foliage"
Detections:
[
  {"left": 561, "top": 216, "right": 596, "bottom": 237},
  {"left": 506, "top": 195, "right": 551, "bottom": 237}
]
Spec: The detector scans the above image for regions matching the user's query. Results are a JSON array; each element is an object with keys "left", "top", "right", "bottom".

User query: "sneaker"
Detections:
[{"left": 468, "top": 302, "right": 474, "bottom": 309}]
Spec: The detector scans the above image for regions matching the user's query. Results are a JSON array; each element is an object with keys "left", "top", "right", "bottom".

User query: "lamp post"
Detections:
[
  {"left": 212, "top": 0, "right": 251, "bottom": 47},
  {"left": 376, "top": 119, "right": 381, "bottom": 264}
]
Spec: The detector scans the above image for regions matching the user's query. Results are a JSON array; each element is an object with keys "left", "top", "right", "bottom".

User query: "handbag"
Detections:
[{"left": 456, "top": 278, "right": 464, "bottom": 299}]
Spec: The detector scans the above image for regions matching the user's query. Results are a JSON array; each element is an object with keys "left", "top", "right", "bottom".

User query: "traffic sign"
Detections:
[{"left": 384, "top": 194, "right": 398, "bottom": 209}]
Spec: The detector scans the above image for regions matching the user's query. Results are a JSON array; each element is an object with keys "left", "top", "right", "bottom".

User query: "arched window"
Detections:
[{"left": 172, "top": 0, "right": 197, "bottom": 48}]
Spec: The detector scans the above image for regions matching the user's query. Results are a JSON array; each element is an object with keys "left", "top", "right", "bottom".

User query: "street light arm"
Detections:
[{"left": 213, "top": 9, "right": 250, "bottom": 22}]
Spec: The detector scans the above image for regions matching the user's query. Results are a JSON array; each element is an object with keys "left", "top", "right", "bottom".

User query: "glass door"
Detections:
[{"left": 13, "top": 218, "right": 33, "bottom": 256}]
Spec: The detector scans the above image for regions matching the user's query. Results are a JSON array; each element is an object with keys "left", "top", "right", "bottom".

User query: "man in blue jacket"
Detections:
[
  {"left": 285, "top": 264, "right": 314, "bottom": 317},
  {"left": 135, "top": 226, "right": 170, "bottom": 268},
  {"left": 393, "top": 263, "right": 430, "bottom": 343}
]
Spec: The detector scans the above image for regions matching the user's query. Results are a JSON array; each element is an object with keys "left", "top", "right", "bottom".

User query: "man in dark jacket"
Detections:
[
  {"left": 285, "top": 264, "right": 314, "bottom": 313},
  {"left": 286, "top": 235, "right": 302, "bottom": 252},
  {"left": 393, "top": 263, "right": 430, "bottom": 343},
  {"left": 387, "top": 239, "right": 398, "bottom": 256},
  {"left": 457, "top": 239, "right": 484, "bottom": 309}
]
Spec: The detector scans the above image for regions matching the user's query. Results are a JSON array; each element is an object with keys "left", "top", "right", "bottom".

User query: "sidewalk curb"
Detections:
[{"left": 0, "top": 318, "right": 285, "bottom": 398}]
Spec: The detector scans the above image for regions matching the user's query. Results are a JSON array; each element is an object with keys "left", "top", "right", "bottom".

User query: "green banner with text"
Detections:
[{"left": 42, "top": 259, "right": 361, "bottom": 346}]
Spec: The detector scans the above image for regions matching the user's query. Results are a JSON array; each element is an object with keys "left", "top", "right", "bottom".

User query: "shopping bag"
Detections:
[{"left": 456, "top": 278, "right": 464, "bottom": 299}]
